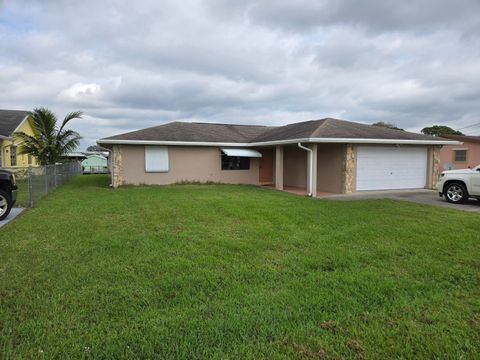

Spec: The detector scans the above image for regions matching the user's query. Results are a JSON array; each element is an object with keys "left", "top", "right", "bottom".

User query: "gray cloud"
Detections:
[
  {"left": 1, "top": 0, "right": 480, "bottom": 148},
  {"left": 209, "top": 0, "right": 480, "bottom": 34}
]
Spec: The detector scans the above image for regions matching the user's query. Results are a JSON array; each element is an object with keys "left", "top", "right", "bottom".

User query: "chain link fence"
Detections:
[
  {"left": 3, "top": 162, "right": 82, "bottom": 207},
  {"left": 82, "top": 165, "right": 109, "bottom": 174}
]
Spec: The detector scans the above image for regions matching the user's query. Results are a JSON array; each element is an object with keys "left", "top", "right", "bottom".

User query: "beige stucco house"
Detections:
[{"left": 97, "top": 118, "right": 458, "bottom": 196}]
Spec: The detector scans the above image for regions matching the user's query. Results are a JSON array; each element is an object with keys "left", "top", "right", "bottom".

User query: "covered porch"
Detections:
[
  {"left": 263, "top": 184, "right": 338, "bottom": 197},
  {"left": 257, "top": 143, "right": 352, "bottom": 197}
]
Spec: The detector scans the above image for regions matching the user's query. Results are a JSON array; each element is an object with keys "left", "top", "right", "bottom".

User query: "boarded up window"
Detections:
[{"left": 145, "top": 146, "right": 169, "bottom": 172}]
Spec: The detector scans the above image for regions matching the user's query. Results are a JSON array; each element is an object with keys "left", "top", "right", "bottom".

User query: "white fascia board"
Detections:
[
  {"left": 306, "top": 138, "right": 462, "bottom": 145},
  {"left": 97, "top": 137, "right": 461, "bottom": 147},
  {"left": 250, "top": 137, "right": 461, "bottom": 146},
  {"left": 97, "top": 139, "right": 250, "bottom": 147}
]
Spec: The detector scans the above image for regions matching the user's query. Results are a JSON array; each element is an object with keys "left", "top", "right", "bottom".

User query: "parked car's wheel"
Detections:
[
  {"left": 0, "top": 189, "right": 12, "bottom": 221},
  {"left": 444, "top": 182, "right": 468, "bottom": 204}
]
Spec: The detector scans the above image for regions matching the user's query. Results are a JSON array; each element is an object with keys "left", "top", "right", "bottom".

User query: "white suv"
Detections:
[{"left": 437, "top": 165, "right": 480, "bottom": 203}]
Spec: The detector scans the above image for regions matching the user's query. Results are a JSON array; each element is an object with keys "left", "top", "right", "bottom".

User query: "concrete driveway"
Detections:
[
  {"left": 0, "top": 208, "right": 24, "bottom": 228},
  {"left": 325, "top": 189, "right": 480, "bottom": 212}
]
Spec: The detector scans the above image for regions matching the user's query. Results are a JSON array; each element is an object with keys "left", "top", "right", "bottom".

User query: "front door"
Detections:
[{"left": 259, "top": 148, "right": 274, "bottom": 184}]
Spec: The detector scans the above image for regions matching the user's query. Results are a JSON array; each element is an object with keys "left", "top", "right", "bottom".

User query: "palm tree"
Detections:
[{"left": 14, "top": 107, "right": 82, "bottom": 165}]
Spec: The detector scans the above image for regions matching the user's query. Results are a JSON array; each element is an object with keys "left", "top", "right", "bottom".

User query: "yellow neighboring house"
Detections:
[{"left": 0, "top": 109, "right": 38, "bottom": 168}]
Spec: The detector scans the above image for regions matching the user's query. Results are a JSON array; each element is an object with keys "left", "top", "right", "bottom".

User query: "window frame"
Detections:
[
  {"left": 453, "top": 149, "right": 467, "bottom": 163},
  {"left": 10, "top": 145, "right": 17, "bottom": 166},
  {"left": 221, "top": 154, "right": 250, "bottom": 170}
]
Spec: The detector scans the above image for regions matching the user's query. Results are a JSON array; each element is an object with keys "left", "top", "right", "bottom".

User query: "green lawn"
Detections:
[{"left": 1, "top": 175, "right": 479, "bottom": 359}]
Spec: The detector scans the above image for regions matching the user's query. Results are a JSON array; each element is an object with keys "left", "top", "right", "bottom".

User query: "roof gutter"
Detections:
[
  {"left": 98, "top": 137, "right": 461, "bottom": 147},
  {"left": 297, "top": 143, "right": 313, "bottom": 197}
]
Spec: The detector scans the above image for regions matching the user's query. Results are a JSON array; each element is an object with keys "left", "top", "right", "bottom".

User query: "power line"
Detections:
[
  {"left": 433, "top": 118, "right": 471, "bottom": 124},
  {"left": 463, "top": 128, "right": 480, "bottom": 135},
  {"left": 433, "top": 118, "right": 461, "bottom": 124},
  {"left": 462, "top": 125, "right": 480, "bottom": 134},
  {"left": 457, "top": 122, "right": 480, "bottom": 130},
  {"left": 424, "top": 118, "right": 478, "bottom": 127}
]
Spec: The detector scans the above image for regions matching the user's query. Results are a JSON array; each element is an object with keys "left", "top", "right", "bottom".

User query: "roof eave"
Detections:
[
  {"left": 98, "top": 137, "right": 461, "bottom": 147},
  {"left": 307, "top": 138, "right": 461, "bottom": 145}
]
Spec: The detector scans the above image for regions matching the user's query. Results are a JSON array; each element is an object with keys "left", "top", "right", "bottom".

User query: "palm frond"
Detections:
[
  {"left": 56, "top": 129, "right": 81, "bottom": 142},
  {"left": 29, "top": 107, "right": 57, "bottom": 140},
  {"left": 59, "top": 111, "right": 83, "bottom": 133},
  {"left": 13, "top": 131, "right": 41, "bottom": 153},
  {"left": 60, "top": 137, "right": 82, "bottom": 155},
  {"left": 17, "top": 107, "right": 82, "bottom": 164}
]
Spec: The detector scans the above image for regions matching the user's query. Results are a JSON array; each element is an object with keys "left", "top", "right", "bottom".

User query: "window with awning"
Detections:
[
  {"left": 220, "top": 148, "right": 262, "bottom": 170},
  {"left": 221, "top": 148, "right": 262, "bottom": 158}
]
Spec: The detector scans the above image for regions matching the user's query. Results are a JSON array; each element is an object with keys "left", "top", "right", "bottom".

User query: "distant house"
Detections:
[
  {"left": 62, "top": 152, "right": 87, "bottom": 162},
  {"left": 439, "top": 135, "right": 480, "bottom": 170},
  {"left": 82, "top": 155, "right": 109, "bottom": 174},
  {"left": 84, "top": 150, "right": 110, "bottom": 158},
  {"left": 97, "top": 118, "right": 458, "bottom": 195},
  {"left": 0, "top": 109, "right": 38, "bottom": 167}
]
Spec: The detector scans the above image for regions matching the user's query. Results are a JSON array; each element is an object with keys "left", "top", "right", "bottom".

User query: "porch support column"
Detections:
[
  {"left": 275, "top": 145, "right": 284, "bottom": 190},
  {"left": 111, "top": 145, "right": 124, "bottom": 188},
  {"left": 311, "top": 144, "right": 318, "bottom": 197},
  {"left": 427, "top": 145, "right": 441, "bottom": 189},
  {"left": 342, "top": 144, "right": 356, "bottom": 194}
]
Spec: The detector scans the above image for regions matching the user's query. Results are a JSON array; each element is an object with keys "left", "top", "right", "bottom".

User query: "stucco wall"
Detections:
[
  {"left": 283, "top": 145, "right": 307, "bottom": 188},
  {"left": 279, "top": 144, "right": 347, "bottom": 193},
  {"left": 317, "top": 144, "right": 344, "bottom": 193},
  {"left": 439, "top": 142, "right": 480, "bottom": 171},
  {"left": 120, "top": 145, "right": 260, "bottom": 185}
]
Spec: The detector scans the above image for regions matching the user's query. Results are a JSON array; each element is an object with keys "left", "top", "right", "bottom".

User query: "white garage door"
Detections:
[{"left": 356, "top": 146, "right": 428, "bottom": 191}]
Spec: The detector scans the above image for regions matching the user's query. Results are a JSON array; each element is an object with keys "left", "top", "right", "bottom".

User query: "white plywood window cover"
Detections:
[{"left": 145, "top": 146, "right": 169, "bottom": 172}]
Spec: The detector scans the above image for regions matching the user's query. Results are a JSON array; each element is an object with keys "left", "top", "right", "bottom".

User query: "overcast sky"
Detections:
[{"left": 1, "top": 0, "right": 480, "bottom": 148}]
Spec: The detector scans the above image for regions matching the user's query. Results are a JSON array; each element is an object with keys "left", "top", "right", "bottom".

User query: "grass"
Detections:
[{"left": 1, "top": 175, "right": 479, "bottom": 359}]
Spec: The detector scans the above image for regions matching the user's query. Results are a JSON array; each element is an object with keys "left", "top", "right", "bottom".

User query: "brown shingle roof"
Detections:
[
  {"left": 0, "top": 109, "right": 29, "bottom": 137},
  {"left": 102, "top": 121, "right": 274, "bottom": 143},
  {"left": 441, "top": 134, "right": 480, "bottom": 144},
  {"left": 250, "top": 118, "right": 443, "bottom": 142},
  {"left": 99, "top": 118, "right": 451, "bottom": 144}
]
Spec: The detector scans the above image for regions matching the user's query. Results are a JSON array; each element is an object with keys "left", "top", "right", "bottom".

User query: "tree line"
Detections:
[{"left": 372, "top": 121, "right": 464, "bottom": 136}]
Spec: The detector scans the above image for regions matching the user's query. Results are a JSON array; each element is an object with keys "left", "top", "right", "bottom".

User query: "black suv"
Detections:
[{"left": 0, "top": 169, "right": 17, "bottom": 220}]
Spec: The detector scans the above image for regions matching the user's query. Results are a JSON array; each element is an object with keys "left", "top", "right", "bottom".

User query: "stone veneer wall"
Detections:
[
  {"left": 430, "top": 145, "right": 441, "bottom": 188},
  {"left": 342, "top": 144, "right": 356, "bottom": 194},
  {"left": 112, "top": 145, "right": 124, "bottom": 188}
]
